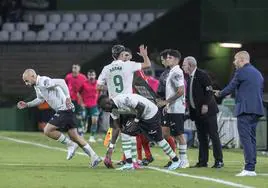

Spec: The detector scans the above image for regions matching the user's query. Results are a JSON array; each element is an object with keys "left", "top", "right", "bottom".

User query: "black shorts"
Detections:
[
  {"left": 165, "top": 113, "right": 184, "bottom": 136},
  {"left": 72, "top": 100, "right": 83, "bottom": 116},
  {"left": 159, "top": 107, "right": 168, "bottom": 126},
  {"left": 140, "top": 111, "right": 163, "bottom": 142},
  {"left": 48, "top": 110, "right": 78, "bottom": 131}
]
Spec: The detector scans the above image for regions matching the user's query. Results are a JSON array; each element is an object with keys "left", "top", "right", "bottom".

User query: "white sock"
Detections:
[
  {"left": 178, "top": 144, "right": 188, "bottom": 160},
  {"left": 82, "top": 144, "right": 96, "bottom": 158},
  {"left": 130, "top": 136, "right": 137, "bottom": 163},
  {"left": 57, "top": 133, "right": 72, "bottom": 145},
  {"left": 121, "top": 133, "right": 132, "bottom": 160}
]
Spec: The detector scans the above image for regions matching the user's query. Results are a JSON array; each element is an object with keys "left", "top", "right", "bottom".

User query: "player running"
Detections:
[{"left": 17, "top": 69, "right": 101, "bottom": 167}]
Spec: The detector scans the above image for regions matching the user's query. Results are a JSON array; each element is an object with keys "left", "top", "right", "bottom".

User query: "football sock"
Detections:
[
  {"left": 82, "top": 144, "right": 96, "bottom": 158},
  {"left": 57, "top": 133, "right": 72, "bottom": 145},
  {"left": 158, "top": 139, "right": 176, "bottom": 160},
  {"left": 130, "top": 136, "right": 137, "bottom": 163},
  {"left": 90, "top": 123, "right": 98, "bottom": 137},
  {"left": 121, "top": 133, "right": 132, "bottom": 161},
  {"left": 141, "top": 134, "right": 152, "bottom": 159},
  {"left": 136, "top": 134, "right": 143, "bottom": 160},
  {"left": 167, "top": 136, "right": 176, "bottom": 152},
  {"left": 178, "top": 144, "right": 188, "bottom": 160}
]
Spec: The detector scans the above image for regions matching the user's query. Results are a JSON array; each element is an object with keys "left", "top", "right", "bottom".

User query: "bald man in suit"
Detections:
[{"left": 215, "top": 51, "right": 264, "bottom": 176}]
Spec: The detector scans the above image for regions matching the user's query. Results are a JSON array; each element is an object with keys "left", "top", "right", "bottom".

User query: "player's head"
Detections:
[
  {"left": 97, "top": 95, "right": 114, "bottom": 112},
  {"left": 22, "top": 69, "right": 37, "bottom": 87},
  {"left": 182, "top": 56, "right": 197, "bottom": 75},
  {"left": 234, "top": 51, "right": 250, "bottom": 69},
  {"left": 160, "top": 49, "right": 169, "bottom": 67},
  {"left": 112, "top": 44, "right": 126, "bottom": 60},
  {"left": 165, "top": 49, "right": 181, "bottom": 67},
  {"left": 72, "top": 64, "right": 81, "bottom": 76},
  {"left": 123, "top": 48, "right": 133, "bottom": 61},
  {"left": 87, "top": 69, "right": 96, "bottom": 81}
]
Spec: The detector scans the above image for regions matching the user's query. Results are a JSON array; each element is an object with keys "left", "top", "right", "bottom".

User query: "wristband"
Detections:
[{"left": 134, "top": 118, "right": 140, "bottom": 123}]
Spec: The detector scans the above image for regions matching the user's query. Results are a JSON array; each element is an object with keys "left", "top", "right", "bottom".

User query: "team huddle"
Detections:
[{"left": 17, "top": 44, "right": 212, "bottom": 170}]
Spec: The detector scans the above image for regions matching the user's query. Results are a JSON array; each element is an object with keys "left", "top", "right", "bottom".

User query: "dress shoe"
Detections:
[
  {"left": 190, "top": 162, "right": 208, "bottom": 168},
  {"left": 211, "top": 162, "right": 224, "bottom": 168}
]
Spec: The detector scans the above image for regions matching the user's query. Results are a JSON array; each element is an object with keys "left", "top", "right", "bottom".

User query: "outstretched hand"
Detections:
[{"left": 137, "top": 44, "right": 148, "bottom": 57}]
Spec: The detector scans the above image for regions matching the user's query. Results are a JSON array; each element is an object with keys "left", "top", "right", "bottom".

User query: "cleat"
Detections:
[
  {"left": 164, "top": 161, "right": 172, "bottom": 168},
  {"left": 178, "top": 159, "right": 190, "bottom": 168},
  {"left": 168, "top": 161, "right": 180, "bottom": 170},
  {"left": 91, "top": 156, "right": 102, "bottom": 168},
  {"left": 116, "top": 163, "right": 134, "bottom": 170},
  {"left": 89, "top": 136, "right": 96, "bottom": 143},
  {"left": 141, "top": 157, "right": 154, "bottom": 166},
  {"left": 116, "top": 160, "right": 126, "bottom": 166},
  {"left": 66, "top": 142, "right": 78, "bottom": 160},
  {"left": 133, "top": 162, "right": 142, "bottom": 169}
]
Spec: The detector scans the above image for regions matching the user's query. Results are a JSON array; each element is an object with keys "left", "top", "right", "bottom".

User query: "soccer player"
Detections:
[
  {"left": 157, "top": 50, "right": 177, "bottom": 168},
  {"left": 17, "top": 69, "right": 101, "bottom": 167},
  {"left": 118, "top": 48, "right": 154, "bottom": 166},
  {"left": 65, "top": 64, "right": 87, "bottom": 134},
  {"left": 97, "top": 44, "right": 151, "bottom": 169},
  {"left": 157, "top": 49, "right": 189, "bottom": 168},
  {"left": 78, "top": 69, "right": 100, "bottom": 143},
  {"left": 98, "top": 94, "right": 181, "bottom": 170}
]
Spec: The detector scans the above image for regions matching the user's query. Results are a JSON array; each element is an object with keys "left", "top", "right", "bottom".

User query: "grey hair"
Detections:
[{"left": 184, "top": 56, "right": 197, "bottom": 66}]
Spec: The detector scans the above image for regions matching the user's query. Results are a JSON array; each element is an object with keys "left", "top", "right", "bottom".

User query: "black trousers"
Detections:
[{"left": 195, "top": 115, "right": 223, "bottom": 164}]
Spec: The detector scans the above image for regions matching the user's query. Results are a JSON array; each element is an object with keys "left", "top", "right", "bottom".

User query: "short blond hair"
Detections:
[{"left": 235, "top": 51, "right": 250, "bottom": 62}]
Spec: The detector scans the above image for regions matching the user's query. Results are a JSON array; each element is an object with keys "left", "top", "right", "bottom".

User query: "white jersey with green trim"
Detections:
[
  {"left": 111, "top": 93, "right": 158, "bottom": 120},
  {"left": 165, "top": 65, "right": 185, "bottom": 114},
  {"left": 97, "top": 60, "right": 142, "bottom": 98}
]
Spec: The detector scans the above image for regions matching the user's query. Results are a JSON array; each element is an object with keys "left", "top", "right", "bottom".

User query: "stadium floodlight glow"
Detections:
[{"left": 219, "top": 43, "right": 242, "bottom": 48}]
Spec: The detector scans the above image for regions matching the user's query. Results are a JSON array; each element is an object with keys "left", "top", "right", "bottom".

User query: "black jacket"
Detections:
[{"left": 186, "top": 68, "right": 219, "bottom": 120}]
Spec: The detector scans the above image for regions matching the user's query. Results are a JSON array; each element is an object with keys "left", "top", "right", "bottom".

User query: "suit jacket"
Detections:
[
  {"left": 220, "top": 64, "right": 264, "bottom": 117},
  {"left": 187, "top": 68, "right": 219, "bottom": 120}
]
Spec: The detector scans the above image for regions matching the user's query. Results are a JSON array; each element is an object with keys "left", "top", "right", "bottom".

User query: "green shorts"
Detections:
[{"left": 85, "top": 106, "right": 100, "bottom": 117}]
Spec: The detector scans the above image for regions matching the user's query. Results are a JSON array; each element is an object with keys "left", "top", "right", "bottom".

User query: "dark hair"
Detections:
[
  {"left": 88, "top": 69, "right": 96, "bottom": 73},
  {"left": 124, "top": 48, "right": 132, "bottom": 54},
  {"left": 160, "top": 49, "right": 170, "bottom": 59},
  {"left": 160, "top": 49, "right": 181, "bottom": 60},
  {"left": 97, "top": 95, "right": 109, "bottom": 106}
]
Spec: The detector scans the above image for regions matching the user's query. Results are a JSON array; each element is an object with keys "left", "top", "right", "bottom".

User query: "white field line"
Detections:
[{"left": 0, "top": 136, "right": 255, "bottom": 188}]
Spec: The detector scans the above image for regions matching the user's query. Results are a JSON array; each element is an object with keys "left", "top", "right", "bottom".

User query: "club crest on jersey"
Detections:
[{"left": 109, "top": 66, "right": 122, "bottom": 72}]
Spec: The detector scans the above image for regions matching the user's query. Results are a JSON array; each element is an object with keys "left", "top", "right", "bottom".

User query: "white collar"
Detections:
[
  {"left": 36, "top": 75, "right": 41, "bottom": 86},
  {"left": 190, "top": 67, "right": 197, "bottom": 77}
]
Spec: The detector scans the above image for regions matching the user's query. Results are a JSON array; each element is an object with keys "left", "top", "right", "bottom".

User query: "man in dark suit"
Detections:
[
  {"left": 182, "top": 56, "right": 223, "bottom": 168},
  {"left": 215, "top": 51, "right": 264, "bottom": 176}
]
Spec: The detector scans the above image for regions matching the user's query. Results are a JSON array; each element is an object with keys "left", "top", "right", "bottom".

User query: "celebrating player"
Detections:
[{"left": 97, "top": 44, "right": 151, "bottom": 169}]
